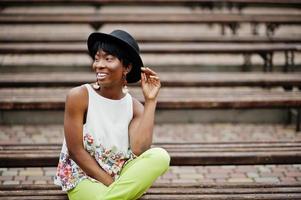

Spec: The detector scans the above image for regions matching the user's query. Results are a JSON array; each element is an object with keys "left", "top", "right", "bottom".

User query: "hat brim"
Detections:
[{"left": 87, "top": 32, "right": 143, "bottom": 83}]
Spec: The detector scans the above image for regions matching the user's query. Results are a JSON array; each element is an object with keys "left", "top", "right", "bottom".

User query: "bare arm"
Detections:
[
  {"left": 129, "top": 67, "right": 161, "bottom": 156},
  {"left": 64, "top": 86, "right": 113, "bottom": 186}
]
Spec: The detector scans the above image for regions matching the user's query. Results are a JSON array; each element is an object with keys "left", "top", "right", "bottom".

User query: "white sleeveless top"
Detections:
[{"left": 54, "top": 84, "right": 136, "bottom": 191}]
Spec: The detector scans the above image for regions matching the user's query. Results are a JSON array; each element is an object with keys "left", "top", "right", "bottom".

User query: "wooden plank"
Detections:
[
  {"left": 2, "top": 194, "right": 301, "bottom": 200},
  {"left": 0, "top": 13, "right": 300, "bottom": 24},
  {"left": 1, "top": 72, "right": 301, "bottom": 88},
  {"left": 3, "top": 141, "right": 301, "bottom": 148},
  {"left": 141, "top": 194, "right": 301, "bottom": 200},
  {"left": 0, "top": 142, "right": 300, "bottom": 167},
  {"left": 1, "top": 182, "right": 301, "bottom": 189},
  {"left": 0, "top": 183, "right": 301, "bottom": 200},
  {"left": 3, "top": 146, "right": 301, "bottom": 153},
  {"left": 0, "top": 0, "right": 300, "bottom": 6},
  {"left": 1, "top": 188, "right": 301, "bottom": 195},
  {"left": 1, "top": 36, "right": 300, "bottom": 43},
  {"left": 1, "top": 150, "right": 300, "bottom": 166},
  {"left": 1, "top": 87, "right": 301, "bottom": 110},
  {"left": 0, "top": 42, "right": 299, "bottom": 54}
]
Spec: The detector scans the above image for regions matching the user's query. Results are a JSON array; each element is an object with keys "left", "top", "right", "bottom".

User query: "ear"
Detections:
[{"left": 124, "top": 64, "right": 132, "bottom": 74}]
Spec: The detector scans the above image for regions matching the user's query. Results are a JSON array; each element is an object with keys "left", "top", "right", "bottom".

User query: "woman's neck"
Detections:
[{"left": 97, "top": 85, "right": 125, "bottom": 100}]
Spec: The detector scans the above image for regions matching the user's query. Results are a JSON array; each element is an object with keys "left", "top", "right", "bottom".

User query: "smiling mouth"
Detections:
[{"left": 96, "top": 72, "right": 108, "bottom": 80}]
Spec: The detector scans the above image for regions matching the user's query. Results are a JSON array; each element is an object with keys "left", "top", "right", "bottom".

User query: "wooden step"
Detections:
[
  {"left": 1, "top": 36, "right": 301, "bottom": 43},
  {"left": 0, "top": 42, "right": 299, "bottom": 54},
  {"left": 1, "top": 141, "right": 301, "bottom": 167},
  {"left": 1, "top": 72, "right": 301, "bottom": 88},
  {"left": 1, "top": 87, "right": 301, "bottom": 110},
  {"left": 1, "top": 0, "right": 300, "bottom": 6},
  {"left": 1, "top": 183, "right": 301, "bottom": 200},
  {"left": 1, "top": 13, "right": 300, "bottom": 25}
]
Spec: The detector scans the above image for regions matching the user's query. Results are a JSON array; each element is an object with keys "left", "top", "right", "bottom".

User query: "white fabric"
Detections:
[
  {"left": 54, "top": 84, "right": 134, "bottom": 191},
  {"left": 83, "top": 83, "right": 133, "bottom": 154}
]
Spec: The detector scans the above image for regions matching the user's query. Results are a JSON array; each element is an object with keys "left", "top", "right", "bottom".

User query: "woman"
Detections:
[{"left": 54, "top": 29, "right": 170, "bottom": 200}]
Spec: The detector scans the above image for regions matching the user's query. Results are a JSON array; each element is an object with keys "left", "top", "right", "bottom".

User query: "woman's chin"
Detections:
[
  {"left": 97, "top": 80, "right": 111, "bottom": 87},
  {"left": 97, "top": 79, "right": 106, "bottom": 85}
]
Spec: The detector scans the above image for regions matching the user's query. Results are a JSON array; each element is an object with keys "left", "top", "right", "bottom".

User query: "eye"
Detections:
[{"left": 106, "top": 55, "right": 115, "bottom": 61}]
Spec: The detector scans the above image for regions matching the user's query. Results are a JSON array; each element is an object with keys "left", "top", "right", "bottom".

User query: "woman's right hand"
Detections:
[{"left": 141, "top": 67, "right": 161, "bottom": 102}]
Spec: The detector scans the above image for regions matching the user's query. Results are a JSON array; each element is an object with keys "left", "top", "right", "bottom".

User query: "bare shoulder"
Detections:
[
  {"left": 67, "top": 85, "right": 87, "bottom": 98},
  {"left": 65, "top": 85, "right": 88, "bottom": 110},
  {"left": 132, "top": 97, "right": 144, "bottom": 117}
]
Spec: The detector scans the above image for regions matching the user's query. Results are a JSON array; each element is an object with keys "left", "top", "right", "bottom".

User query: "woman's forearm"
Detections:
[{"left": 69, "top": 148, "right": 114, "bottom": 186}]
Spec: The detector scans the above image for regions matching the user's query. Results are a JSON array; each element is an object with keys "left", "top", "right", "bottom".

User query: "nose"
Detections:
[{"left": 94, "top": 59, "right": 106, "bottom": 70}]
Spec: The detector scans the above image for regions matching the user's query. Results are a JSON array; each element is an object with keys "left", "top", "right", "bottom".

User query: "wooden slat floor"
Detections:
[
  {"left": 1, "top": 141, "right": 301, "bottom": 167},
  {"left": 0, "top": 72, "right": 300, "bottom": 87},
  {"left": 0, "top": 42, "right": 300, "bottom": 54},
  {"left": 1, "top": 87, "right": 301, "bottom": 110},
  {"left": 1, "top": 183, "right": 301, "bottom": 200}
]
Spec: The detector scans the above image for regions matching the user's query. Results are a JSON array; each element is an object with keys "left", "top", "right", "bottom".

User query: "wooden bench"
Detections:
[
  {"left": 0, "top": 1, "right": 300, "bottom": 199},
  {"left": 1, "top": 43, "right": 299, "bottom": 54},
  {"left": 0, "top": 87, "right": 300, "bottom": 130},
  {"left": 0, "top": 72, "right": 301, "bottom": 88},
  {"left": 0, "top": 13, "right": 300, "bottom": 36},
  {"left": 1, "top": 183, "right": 301, "bottom": 200},
  {"left": 0, "top": 182, "right": 300, "bottom": 200},
  {"left": 1, "top": 141, "right": 301, "bottom": 167},
  {"left": 0, "top": 43, "right": 299, "bottom": 72},
  {"left": 1, "top": 87, "right": 301, "bottom": 110},
  {"left": 2, "top": 35, "right": 301, "bottom": 44},
  {"left": 1, "top": 0, "right": 300, "bottom": 4},
  {"left": 1, "top": 0, "right": 300, "bottom": 7}
]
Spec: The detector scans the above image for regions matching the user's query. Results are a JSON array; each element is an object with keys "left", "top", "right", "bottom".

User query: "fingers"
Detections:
[
  {"left": 141, "top": 67, "right": 159, "bottom": 81},
  {"left": 141, "top": 67, "right": 160, "bottom": 87},
  {"left": 141, "top": 72, "right": 146, "bottom": 85},
  {"left": 141, "top": 67, "right": 157, "bottom": 76},
  {"left": 149, "top": 75, "right": 160, "bottom": 80}
]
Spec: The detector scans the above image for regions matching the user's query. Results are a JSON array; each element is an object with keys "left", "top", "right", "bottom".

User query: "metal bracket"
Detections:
[
  {"left": 287, "top": 109, "right": 301, "bottom": 133},
  {"left": 259, "top": 52, "right": 273, "bottom": 72},
  {"left": 228, "top": 22, "right": 239, "bottom": 35},
  {"left": 297, "top": 109, "right": 301, "bottom": 132},
  {"left": 90, "top": 23, "right": 102, "bottom": 31},
  {"left": 221, "top": 24, "right": 226, "bottom": 35},
  {"left": 243, "top": 53, "right": 252, "bottom": 71},
  {"left": 284, "top": 51, "right": 295, "bottom": 72},
  {"left": 251, "top": 23, "right": 259, "bottom": 35},
  {"left": 221, "top": 23, "right": 240, "bottom": 35},
  {"left": 266, "top": 23, "right": 279, "bottom": 37}
]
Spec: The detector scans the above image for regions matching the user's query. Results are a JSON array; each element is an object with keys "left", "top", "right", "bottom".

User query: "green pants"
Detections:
[{"left": 67, "top": 147, "right": 170, "bottom": 200}]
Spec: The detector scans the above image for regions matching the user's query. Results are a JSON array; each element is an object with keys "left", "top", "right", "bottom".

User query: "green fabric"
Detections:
[{"left": 67, "top": 147, "right": 170, "bottom": 200}]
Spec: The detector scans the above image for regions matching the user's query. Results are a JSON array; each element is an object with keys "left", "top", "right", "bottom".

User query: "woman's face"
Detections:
[{"left": 92, "top": 50, "right": 126, "bottom": 87}]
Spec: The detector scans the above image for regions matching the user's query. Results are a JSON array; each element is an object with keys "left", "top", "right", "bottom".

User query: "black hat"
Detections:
[{"left": 87, "top": 30, "right": 143, "bottom": 83}]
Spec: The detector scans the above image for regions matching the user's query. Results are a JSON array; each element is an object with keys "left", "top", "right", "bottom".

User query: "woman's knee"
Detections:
[{"left": 145, "top": 147, "right": 170, "bottom": 170}]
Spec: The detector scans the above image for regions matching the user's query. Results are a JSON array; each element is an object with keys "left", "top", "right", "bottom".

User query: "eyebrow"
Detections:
[{"left": 95, "top": 51, "right": 113, "bottom": 58}]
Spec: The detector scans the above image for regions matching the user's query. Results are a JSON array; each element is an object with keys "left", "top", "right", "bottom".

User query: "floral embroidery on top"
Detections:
[{"left": 54, "top": 133, "right": 136, "bottom": 191}]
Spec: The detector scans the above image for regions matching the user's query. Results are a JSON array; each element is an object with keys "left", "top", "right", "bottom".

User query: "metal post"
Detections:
[{"left": 297, "top": 109, "right": 301, "bottom": 132}]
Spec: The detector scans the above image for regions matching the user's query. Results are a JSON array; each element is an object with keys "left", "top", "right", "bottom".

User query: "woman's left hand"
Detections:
[{"left": 141, "top": 67, "right": 161, "bottom": 101}]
